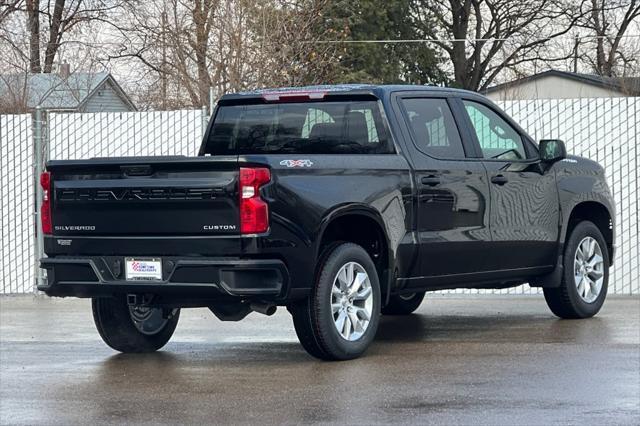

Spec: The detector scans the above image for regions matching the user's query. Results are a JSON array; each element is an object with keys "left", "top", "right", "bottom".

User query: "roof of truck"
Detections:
[{"left": 221, "top": 84, "right": 476, "bottom": 101}]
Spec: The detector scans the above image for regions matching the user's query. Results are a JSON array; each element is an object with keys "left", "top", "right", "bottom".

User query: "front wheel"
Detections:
[
  {"left": 92, "top": 296, "right": 180, "bottom": 353},
  {"left": 543, "top": 220, "right": 609, "bottom": 319},
  {"left": 290, "top": 243, "right": 381, "bottom": 360}
]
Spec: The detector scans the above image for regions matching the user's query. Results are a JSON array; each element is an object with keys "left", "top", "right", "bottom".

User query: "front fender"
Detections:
[{"left": 554, "top": 157, "right": 615, "bottom": 245}]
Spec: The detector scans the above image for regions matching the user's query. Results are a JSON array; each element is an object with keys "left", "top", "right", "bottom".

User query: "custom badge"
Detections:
[{"left": 279, "top": 159, "right": 314, "bottom": 168}]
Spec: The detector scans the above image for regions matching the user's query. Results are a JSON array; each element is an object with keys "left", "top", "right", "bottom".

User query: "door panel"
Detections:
[
  {"left": 482, "top": 161, "right": 560, "bottom": 270},
  {"left": 415, "top": 163, "right": 492, "bottom": 277},
  {"left": 395, "top": 96, "right": 492, "bottom": 280},
  {"left": 459, "top": 99, "right": 560, "bottom": 272}
]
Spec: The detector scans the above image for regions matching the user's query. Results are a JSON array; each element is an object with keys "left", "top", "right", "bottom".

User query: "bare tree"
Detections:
[
  {"left": 106, "top": 0, "right": 340, "bottom": 109},
  {"left": 0, "top": 0, "right": 24, "bottom": 23},
  {"left": 17, "top": 0, "right": 127, "bottom": 73},
  {"left": 0, "top": 1, "right": 32, "bottom": 73},
  {"left": 26, "top": 0, "right": 40, "bottom": 71},
  {"left": 0, "top": 73, "right": 29, "bottom": 113},
  {"left": 410, "top": 0, "right": 585, "bottom": 90},
  {"left": 250, "top": 0, "right": 342, "bottom": 87},
  {"left": 580, "top": 0, "right": 640, "bottom": 76},
  {"left": 107, "top": 0, "right": 234, "bottom": 107}
]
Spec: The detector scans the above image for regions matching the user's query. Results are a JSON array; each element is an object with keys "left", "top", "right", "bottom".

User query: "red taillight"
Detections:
[
  {"left": 239, "top": 167, "right": 270, "bottom": 234},
  {"left": 40, "top": 171, "right": 52, "bottom": 235}
]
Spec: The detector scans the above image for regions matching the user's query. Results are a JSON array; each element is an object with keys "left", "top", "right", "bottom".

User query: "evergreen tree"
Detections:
[{"left": 327, "top": 0, "right": 449, "bottom": 85}]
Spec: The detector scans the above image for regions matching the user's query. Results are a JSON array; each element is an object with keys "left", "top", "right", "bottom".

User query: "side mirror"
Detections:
[{"left": 539, "top": 139, "right": 567, "bottom": 163}]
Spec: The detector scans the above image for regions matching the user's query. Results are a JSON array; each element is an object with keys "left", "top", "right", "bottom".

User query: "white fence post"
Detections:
[
  {"left": 209, "top": 86, "right": 216, "bottom": 117},
  {"left": 202, "top": 105, "right": 209, "bottom": 136},
  {"left": 33, "top": 107, "right": 45, "bottom": 291}
]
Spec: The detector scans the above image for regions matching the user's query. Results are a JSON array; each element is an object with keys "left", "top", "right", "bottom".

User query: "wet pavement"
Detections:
[{"left": 1, "top": 295, "right": 638, "bottom": 425}]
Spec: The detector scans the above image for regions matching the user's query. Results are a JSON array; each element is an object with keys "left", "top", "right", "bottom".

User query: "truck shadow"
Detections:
[
  {"left": 375, "top": 312, "right": 611, "bottom": 345},
  {"left": 92, "top": 310, "right": 612, "bottom": 367}
]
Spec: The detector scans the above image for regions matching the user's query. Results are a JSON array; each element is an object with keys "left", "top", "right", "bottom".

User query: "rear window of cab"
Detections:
[{"left": 204, "top": 100, "right": 393, "bottom": 155}]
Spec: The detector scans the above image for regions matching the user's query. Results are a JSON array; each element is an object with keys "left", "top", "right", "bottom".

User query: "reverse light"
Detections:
[
  {"left": 239, "top": 167, "right": 271, "bottom": 234},
  {"left": 40, "top": 171, "right": 52, "bottom": 235}
]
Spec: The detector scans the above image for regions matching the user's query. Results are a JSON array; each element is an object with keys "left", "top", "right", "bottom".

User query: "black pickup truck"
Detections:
[{"left": 39, "top": 85, "right": 615, "bottom": 360}]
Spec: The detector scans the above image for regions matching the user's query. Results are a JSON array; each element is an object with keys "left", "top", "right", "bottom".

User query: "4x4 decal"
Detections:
[{"left": 279, "top": 159, "right": 313, "bottom": 168}]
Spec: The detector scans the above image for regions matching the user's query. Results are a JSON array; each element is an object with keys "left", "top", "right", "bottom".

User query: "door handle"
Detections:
[
  {"left": 490, "top": 174, "right": 508, "bottom": 185},
  {"left": 421, "top": 175, "right": 441, "bottom": 186}
]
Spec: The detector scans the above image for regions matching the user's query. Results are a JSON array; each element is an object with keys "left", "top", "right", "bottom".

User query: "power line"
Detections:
[
  {"left": 306, "top": 34, "right": 640, "bottom": 44},
  {"left": 1, "top": 34, "right": 640, "bottom": 48}
]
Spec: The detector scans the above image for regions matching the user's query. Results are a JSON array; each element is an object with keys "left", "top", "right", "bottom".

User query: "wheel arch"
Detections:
[
  {"left": 564, "top": 201, "right": 614, "bottom": 265},
  {"left": 315, "top": 206, "right": 393, "bottom": 300}
]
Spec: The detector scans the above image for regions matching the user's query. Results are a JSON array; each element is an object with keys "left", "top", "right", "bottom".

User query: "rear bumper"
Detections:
[{"left": 39, "top": 256, "right": 288, "bottom": 300}]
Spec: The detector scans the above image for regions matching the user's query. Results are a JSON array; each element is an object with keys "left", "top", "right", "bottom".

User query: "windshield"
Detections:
[{"left": 203, "top": 100, "right": 392, "bottom": 155}]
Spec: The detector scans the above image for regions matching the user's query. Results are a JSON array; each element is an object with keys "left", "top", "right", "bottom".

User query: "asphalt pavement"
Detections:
[{"left": 1, "top": 295, "right": 638, "bottom": 425}]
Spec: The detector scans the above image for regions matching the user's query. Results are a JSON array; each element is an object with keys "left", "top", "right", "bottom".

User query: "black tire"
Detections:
[
  {"left": 290, "top": 242, "right": 381, "bottom": 361},
  {"left": 92, "top": 296, "right": 180, "bottom": 353},
  {"left": 382, "top": 291, "right": 426, "bottom": 315},
  {"left": 543, "top": 220, "right": 609, "bottom": 319}
]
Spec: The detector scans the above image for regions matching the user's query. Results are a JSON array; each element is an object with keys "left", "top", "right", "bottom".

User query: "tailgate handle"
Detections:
[{"left": 121, "top": 165, "right": 153, "bottom": 177}]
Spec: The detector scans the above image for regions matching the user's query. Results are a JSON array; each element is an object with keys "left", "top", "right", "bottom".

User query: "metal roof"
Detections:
[{"left": 484, "top": 70, "right": 640, "bottom": 96}]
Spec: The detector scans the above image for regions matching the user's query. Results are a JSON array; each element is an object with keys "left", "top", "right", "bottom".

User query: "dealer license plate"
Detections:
[{"left": 125, "top": 258, "right": 162, "bottom": 281}]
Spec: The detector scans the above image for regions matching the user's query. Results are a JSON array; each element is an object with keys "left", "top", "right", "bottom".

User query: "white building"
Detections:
[
  {"left": 0, "top": 65, "right": 136, "bottom": 113},
  {"left": 483, "top": 70, "right": 640, "bottom": 101}
]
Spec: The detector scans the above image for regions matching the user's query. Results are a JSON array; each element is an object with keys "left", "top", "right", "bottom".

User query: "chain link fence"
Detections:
[
  {"left": 1, "top": 108, "right": 208, "bottom": 295},
  {"left": 497, "top": 98, "right": 639, "bottom": 295},
  {"left": 1, "top": 114, "right": 35, "bottom": 294},
  {"left": 1, "top": 98, "right": 638, "bottom": 295},
  {"left": 48, "top": 108, "right": 207, "bottom": 160}
]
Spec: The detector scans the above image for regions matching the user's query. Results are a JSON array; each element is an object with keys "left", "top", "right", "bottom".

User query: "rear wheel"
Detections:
[
  {"left": 382, "top": 291, "right": 426, "bottom": 315},
  {"left": 92, "top": 296, "right": 180, "bottom": 353},
  {"left": 290, "top": 243, "right": 381, "bottom": 360},
  {"left": 543, "top": 221, "right": 609, "bottom": 319}
]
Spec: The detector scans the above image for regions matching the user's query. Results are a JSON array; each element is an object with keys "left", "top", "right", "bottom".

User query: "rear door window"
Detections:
[
  {"left": 400, "top": 98, "right": 466, "bottom": 159},
  {"left": 205, "top": 100, "right": 392, "bottom": 155}
]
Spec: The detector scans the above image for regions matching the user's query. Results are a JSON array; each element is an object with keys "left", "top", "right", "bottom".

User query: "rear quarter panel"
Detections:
[{"left": 241, "top": 154, "right": 414, "bottom": 293}]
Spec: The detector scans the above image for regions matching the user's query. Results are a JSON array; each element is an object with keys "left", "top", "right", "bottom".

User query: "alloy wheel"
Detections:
[
  {"left": 331, "top": 262, "right": 374, "bottom": 341},
  {"left": 574, "top": 236, "right": 605, "bottom": 303}
]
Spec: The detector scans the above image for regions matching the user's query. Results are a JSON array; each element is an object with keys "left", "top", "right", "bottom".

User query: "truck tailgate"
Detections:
[{"left": 47, "top": 156, "right": 240, "bottom": 237}]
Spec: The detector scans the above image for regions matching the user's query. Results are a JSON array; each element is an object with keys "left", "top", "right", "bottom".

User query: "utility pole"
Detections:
[
  {"left": 161, "top": 4, "right": 168, "bottom": 110},
  {"left": 573, "top": 34, "right": 579, "bottom": 74}
]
